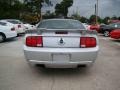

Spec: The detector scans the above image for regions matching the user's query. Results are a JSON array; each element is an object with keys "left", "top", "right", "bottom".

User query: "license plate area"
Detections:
[{"left": 52, "top": 53, "right": 70, "bottom": 62}]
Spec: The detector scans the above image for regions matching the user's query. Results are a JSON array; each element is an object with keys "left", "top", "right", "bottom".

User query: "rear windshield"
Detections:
[
  {"left": 0, "top": 22, "right": 6, "bottom": 26},
  {"left": 109, "top": 23, "right": 120, "bottom": 28},
  {"left": 37, "top": 20, "right": 86, "bottom": 29},
  {"left": 7, "top": 20, "right": 21, "bottom": 24}
]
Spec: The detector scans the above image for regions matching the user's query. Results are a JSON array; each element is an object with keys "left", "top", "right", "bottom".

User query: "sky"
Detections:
[{"left": 41, "top": 0, "right": 120, "bottom": 18}]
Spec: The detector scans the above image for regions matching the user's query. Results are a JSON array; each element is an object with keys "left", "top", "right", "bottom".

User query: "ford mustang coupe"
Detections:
[{"left": 24, "top": 19, "right": 99, "bottom": 68}]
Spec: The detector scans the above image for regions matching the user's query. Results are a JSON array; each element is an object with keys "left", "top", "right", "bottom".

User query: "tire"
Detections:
[
  {"left": 104, "top": 31, "right": 110, "bottom": 37},
  {"left": 0, "top": 34, "right": 5, "bottom": 43}
]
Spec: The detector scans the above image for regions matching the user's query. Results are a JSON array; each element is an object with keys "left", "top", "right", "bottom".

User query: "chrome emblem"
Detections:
[{"left": 58, "top": 38, "right": 65, "bottom": 45}]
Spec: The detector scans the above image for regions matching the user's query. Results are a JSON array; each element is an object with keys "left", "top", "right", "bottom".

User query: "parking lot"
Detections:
[{"left": 0, "top": 35, "right": 119, "bottom": 90}]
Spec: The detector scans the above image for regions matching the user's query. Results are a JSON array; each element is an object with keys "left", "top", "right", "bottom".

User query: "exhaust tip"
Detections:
[{"left": 36, "top": 64, "right": 45, "bottom": 68}]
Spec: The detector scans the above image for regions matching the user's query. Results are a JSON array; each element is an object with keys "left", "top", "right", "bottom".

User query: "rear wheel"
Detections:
[
  {"left": 0, "top": 34, "right": 5, "bottom": 43},
  {"left": 104, "top": 31, "right": 110, "bottom": 37}
]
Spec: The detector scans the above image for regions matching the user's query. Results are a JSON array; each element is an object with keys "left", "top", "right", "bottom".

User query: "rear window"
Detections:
[
  {"left": 0, "top": 22, "right": 7, "bottom": 26},
  {"left": 109, "top": 23, "right": 120, "bottom": 28},
  {"left": 7, "top": 20, "right": 21, "bottom": 24},
  {"left": 37, "top": 20, "right": 86, "bottom": 29}
]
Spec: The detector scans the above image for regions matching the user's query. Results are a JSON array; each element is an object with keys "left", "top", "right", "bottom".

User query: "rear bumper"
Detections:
[
  {"left": 6, "top": 32, "right": 17, "bottom": 38},
  {"left": 24, "top": 46, "right": 99, "bottom": 68},
  {"left": 110, "top": 33, "right": 120, "bottom": 39},
  {"left": 17, "top": 28, "right": 25, "bottom": 34},
  {"left": 111, "top": 35, "right": 120, "bottom": 39},
  {"left": 28, "top": 60, "right": 93, "bottom": 68}
]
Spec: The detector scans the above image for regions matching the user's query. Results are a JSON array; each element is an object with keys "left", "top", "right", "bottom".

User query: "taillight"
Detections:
[
  {"left": 26, "top": 36, "right": 43, "bottom": 47},
  {"left": 80, "top": 37, "right": 96, "bottom": 48},
  {"left": 18, "top": 25, "right": 21, "bottom": 28},
  {"left": 11, "top": 27, "right": 15, "bottom": 31}
]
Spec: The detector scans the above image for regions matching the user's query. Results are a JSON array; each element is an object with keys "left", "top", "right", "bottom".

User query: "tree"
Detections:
[
  {"left": 55, "top": 4, "right": 62, "bottom": 16},
  {"left": 55, "top": 0, "right": 73, "bottom": 17},
  {"left": 71, "top": 14, "right": 80, "bottom": 20},
  {"left": 24, "top": 0, "right": 43, "bottom": 13},
  {"left": 80, "top": 16, "right": 88, "bottom": 23},
  {"left": 24, "top": 0, "right": 51, "bottom": 21},
  {"left": 0, "top": 0, "right": 24, "bottom": 19},
  {"left": 89, "top": 15, "right": 96, "bottom": 24},
  {"left": 103, "top": 17, "right": 110, "bottom": 24},
  {"left": 20, "top": 0, "right": 52, "bottom": 23},
  {"left": 111, "top": 15, "right": 118, "bottom": 20},
  {"left": 43, "top": 12, "right": 56, "bottom": 19},
  {"left": 118, "top": 17, "right": 120, "bottom": 20},
  {"left": 89, "top": 15, "right": 102, "bottom": 24},
  {"left": 0, "top": 0, "right": 17, "bottom": 6}
]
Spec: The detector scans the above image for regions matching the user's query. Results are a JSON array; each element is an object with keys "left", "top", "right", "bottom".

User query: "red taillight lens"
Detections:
[
  {"left": 80, "top": 37, "right": 96, "bottom": 48},
  {"left": 26, "top": 36, "right": 43, "bottom": 47},
  {"left": 11, "top": 27, "right": 15, "bottom": 31},
  {"left": 18, "top": 25, "right": 21, "bottom": 28}
]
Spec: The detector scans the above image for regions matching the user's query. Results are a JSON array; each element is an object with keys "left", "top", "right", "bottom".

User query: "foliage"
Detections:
[
  {"left": 22, "top": 0, "right": 51, "bottom": 23},
  {"left": 55, "top": 0, "right": 73, "bottom": 17},
  {"left": 21, "top": 13, "right": 40, "bottom": 24},
  {"left": 25, "top": 0, "right": 44, "bottom": 13},
  {"left": 103, "top": 17, "right": 110, "bottom": 24},
  {"left": 89, "top": 15, "right": 102, "bottom": 24},
  {"left": 0, "top": 0, "right": 24, "bottom": 19},
  {"left": 71, "top": 14, "right": 81, "bottom": 20},
  {"left": 111, "top": 15, "right": 118, "bottom": 20},
  {"left": 0, "top": 0, "right": 51, "bottom": 23},
  {"left": 42, "top": 12, "right": 56, "bottom": 19},
  {"left": 71, "top": 14, "right": 89, "bottom": 23},
  {"left": 80, "top": 16, "right": 89, "bottom": 23}
]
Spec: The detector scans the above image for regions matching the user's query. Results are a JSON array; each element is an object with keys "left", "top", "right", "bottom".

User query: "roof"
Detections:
[{"left": 41, "top": 18, "right": 79, "bottom": 22}]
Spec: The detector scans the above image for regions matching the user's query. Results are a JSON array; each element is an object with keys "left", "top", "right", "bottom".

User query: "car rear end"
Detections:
[
  {"left": 0, "top": 21, "right": 17, "bottom": 39},
  {"left": 5, "top": 19, "right": 25, "bottom": 34},
  {"left": 90, "top": 25, "right": 100, "bottom": 32},
  {"left": 110, "top": 29, "right": 120, "bottom": 39},
  {"left": 16, "top": 23, "right": 25, "bottom": 34},
  {"left": 5, "top": 26, "right": 17, "bottom": 38},
  {"left": 24, "top": 19, "right": 99, "bottom": 68}
]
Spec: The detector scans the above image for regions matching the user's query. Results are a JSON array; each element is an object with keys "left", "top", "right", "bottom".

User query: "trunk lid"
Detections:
[{"left": 42, "top": 31, "right": 80, "bottom": 48}]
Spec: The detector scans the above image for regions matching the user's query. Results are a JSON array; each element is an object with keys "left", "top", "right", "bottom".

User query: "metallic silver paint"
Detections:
[{"left": 24, "top": 19, "right": 99, "bottom": 68}]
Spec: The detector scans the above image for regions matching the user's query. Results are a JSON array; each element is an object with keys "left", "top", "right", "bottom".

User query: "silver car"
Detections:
[{"left": 24, "top": 19, "right": 99, "bottom": 68}]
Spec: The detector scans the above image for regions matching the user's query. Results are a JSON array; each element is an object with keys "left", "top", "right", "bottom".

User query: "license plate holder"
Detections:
[{"left": 52, "top": 53, "right": 70, "bottom": 62}]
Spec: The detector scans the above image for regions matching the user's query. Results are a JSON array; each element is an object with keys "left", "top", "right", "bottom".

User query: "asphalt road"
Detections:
[{"left": 0, "top": 35, "right": 120, "bottom": 90}]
